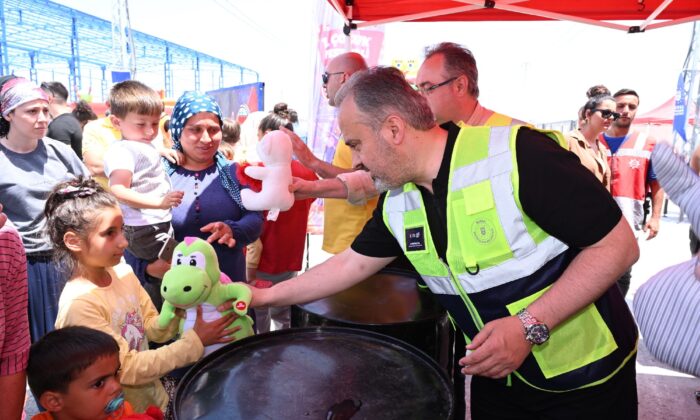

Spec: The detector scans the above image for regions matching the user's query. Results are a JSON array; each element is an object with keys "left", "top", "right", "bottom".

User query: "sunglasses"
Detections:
[
  {"left": 594, "top": 109, "right": 620, "bottom": 120},
  {"left": 322, "top": 71, "right": 344, "bottom": 85}
]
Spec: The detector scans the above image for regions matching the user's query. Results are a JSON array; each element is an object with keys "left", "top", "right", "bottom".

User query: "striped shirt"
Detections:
[{"left": 0, "top": 223, "right": 30, "bottom": 376}]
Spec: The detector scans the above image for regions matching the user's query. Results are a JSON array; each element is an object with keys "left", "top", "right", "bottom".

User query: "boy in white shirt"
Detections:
[{"left": 103, "top": 80, "right": 183, "bottom": 262}]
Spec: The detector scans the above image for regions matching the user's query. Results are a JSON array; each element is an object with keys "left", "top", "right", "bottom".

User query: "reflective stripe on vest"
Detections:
[
  {"left": 383, "top": 125, "right": 636, "bottom": 391},
  {"left": 384, "top": 126, "right": 568, "bottom": 294}
]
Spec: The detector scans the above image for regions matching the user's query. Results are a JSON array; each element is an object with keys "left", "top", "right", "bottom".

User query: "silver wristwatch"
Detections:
[{"left": 516, "top": 308, "right": 550, "bottom": 345}]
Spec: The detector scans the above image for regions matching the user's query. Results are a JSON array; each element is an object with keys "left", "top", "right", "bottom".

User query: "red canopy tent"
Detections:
[
  {"left": 635, "top": 96, "right": 696, "bottom": 125},
  {"left": 328, "top": 0, "right": 700, "bottom": 33}
]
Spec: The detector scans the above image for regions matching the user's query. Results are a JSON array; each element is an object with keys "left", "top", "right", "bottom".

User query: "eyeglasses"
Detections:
[
  {"left": 594, "top": 109, "right": 620, "bottom": 120},
  {"left": 322, "top": 71, "right": 344, "bottom": 85},
  {"left": 417, "top": 77, "right": 458, "bottom": 94}
]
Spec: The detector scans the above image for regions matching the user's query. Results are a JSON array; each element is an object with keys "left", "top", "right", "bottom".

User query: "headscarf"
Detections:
[
  {"left": 165, "top": 91, "right": 244, "bottom": 210},
  {"left": 0, "top": 77, "right": 48, "bottom": 117}
]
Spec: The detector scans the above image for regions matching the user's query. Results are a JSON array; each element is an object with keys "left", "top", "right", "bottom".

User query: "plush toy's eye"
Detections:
[
  {"left": 182, "top": 252, "right": 207, "bottom": 269},
  {"left": 172, "top": 251, "right": 184, "bottom": 266}
]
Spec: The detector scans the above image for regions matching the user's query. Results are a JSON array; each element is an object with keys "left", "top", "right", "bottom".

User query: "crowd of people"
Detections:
[{"left": 0, "top": 39, "right": 685, "bottom": 420}]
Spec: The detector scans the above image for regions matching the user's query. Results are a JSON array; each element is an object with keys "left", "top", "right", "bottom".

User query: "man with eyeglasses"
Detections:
[
  {"left": 283, "top": 52, "right": 378, "bottom": 255},
  {"left": 598, "top": 88, "right": 664, "bottom": 297}
]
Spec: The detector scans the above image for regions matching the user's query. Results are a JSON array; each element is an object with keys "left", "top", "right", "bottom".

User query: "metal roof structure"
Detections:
[{"left": 0, "top": 0, "right": 259, "bottom": 101}]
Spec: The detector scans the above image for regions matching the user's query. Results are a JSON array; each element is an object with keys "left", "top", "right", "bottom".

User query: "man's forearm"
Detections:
[
  {"left": 311, "top": 159, "right": 353, "bottom": 179},
  {"left": 527, "top": 217, "right": 638, "bottom": 330},
  {"left": 253, "top": 249, "right": 393, "bottom": 307},
  {"left": 294, "top": 177, "right": 349, "bottom": 200}
]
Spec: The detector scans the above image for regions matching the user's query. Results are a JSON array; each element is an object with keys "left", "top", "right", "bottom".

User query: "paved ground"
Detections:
[{"left": 24, "top": 203, "right": 699, "bottom": 419}]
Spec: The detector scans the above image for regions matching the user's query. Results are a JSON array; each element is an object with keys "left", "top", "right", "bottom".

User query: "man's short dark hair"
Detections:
[
  {"left": 613, "top": 88, "right": 640, "bottom": 102},
  {"left": 40, "top": 81, "right": 70, "bottom": 104},
  {"left": 27, "top": 326, "right": 119, "bottom": 397}
]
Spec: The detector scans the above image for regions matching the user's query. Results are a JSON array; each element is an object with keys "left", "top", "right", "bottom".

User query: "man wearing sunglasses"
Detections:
[
  {"left": 292, "top": 42, "right": 525, "bottom": 204},
  {"left": 599, "top": 89, "right": 664, "bottom": 297},
  {"left": 282, "top": 52, "right": 378, "bottom": 255}
]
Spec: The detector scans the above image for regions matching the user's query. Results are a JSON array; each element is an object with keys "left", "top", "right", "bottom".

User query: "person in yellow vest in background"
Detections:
[
  {"left": 292, "top": 42, "right": 525, "bottom": 205},
  {"left": 283, "top": 52, "right": 377, "bottom": 254},
  {"left": 249, "top": 67, "right": 640, "bottom": 419},
  {"left": 598, "top": 89, "right": 664, "bottom": 297}
]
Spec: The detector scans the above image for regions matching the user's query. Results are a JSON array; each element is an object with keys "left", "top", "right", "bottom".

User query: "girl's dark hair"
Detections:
[
  {"left": 27, "top": 326, "right": 119, "bottom": 397},
  {"left": 258, "top": 113, "right": 292, "bottom": 134},
  {"left": 44, "top": 177, "right": 119, "bottom": 271},
  {"left": 0, "top": 75, "right": 18, "bottom": 137},
  {"left": 71, "top": 100, "right": 98, "bottom": 127}
]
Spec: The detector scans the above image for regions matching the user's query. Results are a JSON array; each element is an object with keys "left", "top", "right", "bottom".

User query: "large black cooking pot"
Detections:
[
  {"left": 291, "top": 268, "right": 453, "bottom": 372},
  {"left": 174, "top": 327, "right": 454, "bottom": 419}
]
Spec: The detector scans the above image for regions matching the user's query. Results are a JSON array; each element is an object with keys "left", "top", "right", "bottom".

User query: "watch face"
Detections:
[{"left": 526, "top": 323, "right": 550, "bottom": 345}]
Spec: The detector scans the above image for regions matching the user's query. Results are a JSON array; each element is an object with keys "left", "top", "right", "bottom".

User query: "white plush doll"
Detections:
[{"left": 240, "top": 130, "right": 295, "bottom": 221}]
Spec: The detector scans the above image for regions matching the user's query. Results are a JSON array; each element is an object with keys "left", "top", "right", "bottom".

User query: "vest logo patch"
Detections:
[
  {"left": 472, "top": 219, "right": 495, "bottom": 244},
  {"left": 628, "top": 159, "right": 641, "bottom": 169},
  {"left": 405, "top": 227, "right": 426, "bottom": 251}
]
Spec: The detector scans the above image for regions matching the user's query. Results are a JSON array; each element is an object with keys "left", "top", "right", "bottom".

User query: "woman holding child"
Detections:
[
  {"left": 125, "top": 91, "right": 262, "bottom": 290},
  {"left": 0, "top": 76, "right": 88, "bottom": 342}
]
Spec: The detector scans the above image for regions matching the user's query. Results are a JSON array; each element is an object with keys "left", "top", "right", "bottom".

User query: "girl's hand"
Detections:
[
  {"left": 200, "top": 222, "right": 236, "bottom": 248},
  {"left": 191, "top": 305, "right": 240, "bottom": 346}
]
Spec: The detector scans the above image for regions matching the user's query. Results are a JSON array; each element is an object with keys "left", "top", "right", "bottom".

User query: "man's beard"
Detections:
[{"left": 372, "top": 176, "right": 393, "bottom": 193}]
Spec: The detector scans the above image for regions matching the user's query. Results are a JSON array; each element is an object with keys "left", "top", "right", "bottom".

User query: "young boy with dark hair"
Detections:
[
  {"left": 27, "top": 326, "right": 164, "bottom": 419},
  {"left": 103, "top": 80, "right": 182, "bottom": 269}
]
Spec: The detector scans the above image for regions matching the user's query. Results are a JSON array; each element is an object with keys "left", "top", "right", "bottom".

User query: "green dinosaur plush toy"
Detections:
[{"left": 158, "top": 237, "right": 255, "bottom": 354}]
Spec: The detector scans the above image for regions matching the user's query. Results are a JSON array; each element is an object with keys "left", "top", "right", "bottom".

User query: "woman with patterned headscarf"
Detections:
[
  {"left": 125, "top": 91, "right": 262, "bottom": 305},
  {"left": 0, "top": 76, "right": 88, "bottom": 342}
]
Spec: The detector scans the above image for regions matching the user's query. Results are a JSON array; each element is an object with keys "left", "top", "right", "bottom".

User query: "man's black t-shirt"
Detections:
[
  {"left": 47, "top": 113, "right": 83, "bottom": 158},
  {"left": 351, "top": 123, "right": 622, "bottom": 260}
]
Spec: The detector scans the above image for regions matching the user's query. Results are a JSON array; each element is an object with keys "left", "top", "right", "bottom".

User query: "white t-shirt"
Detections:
[{"left": 104, "top": 140, "right": 172, "bottom": 226}]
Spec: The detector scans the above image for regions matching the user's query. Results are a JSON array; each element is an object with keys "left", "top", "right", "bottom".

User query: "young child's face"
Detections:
[
  {"left": 60, "top": 353, "right": 123, "bottom": 420},
  {"left": 79, "top": 206, "right": 128, "bottom": 269},
  {"left": 112, "top": 111, "right": 161, "bottom": 143}
]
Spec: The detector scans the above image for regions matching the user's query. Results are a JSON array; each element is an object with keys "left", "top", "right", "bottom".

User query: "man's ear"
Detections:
[
  {"left": 64, "top": 230, "right": 83, "bottom": 253},
  {"left": 384, "top": 115, "right": 405, "bottom": 145},
  {"left": 454, "top": 74, "right": 469, "bottom": 96},
  {"left": 39, "top": 391, "right": 64, "bottom": 413}
]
